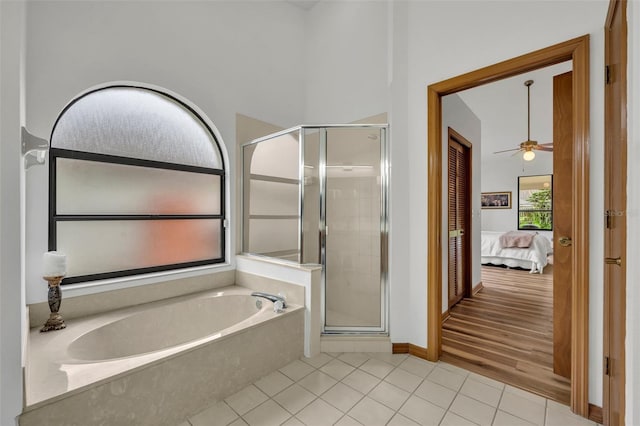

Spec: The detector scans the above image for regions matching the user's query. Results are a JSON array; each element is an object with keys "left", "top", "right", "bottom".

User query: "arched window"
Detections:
[{"left": 49, "top": 85, "right": 226, "bottom": 284}]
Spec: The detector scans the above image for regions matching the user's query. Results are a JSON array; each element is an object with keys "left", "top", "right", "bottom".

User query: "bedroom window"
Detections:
[
  {"left": 49, "top": 85, "right": 226, "bottom": 285},
  {"left": 518, "top": 174, "right": 552, "bottom": 231}
]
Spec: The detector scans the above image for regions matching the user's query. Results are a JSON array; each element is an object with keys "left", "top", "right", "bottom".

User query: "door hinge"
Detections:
[
  {"left": 606, "top": 210, "right": 612, "bottom": 229},
  {"left": 605, "top": 356, "right": 610, "bottom": 376},
  {"left": 605, "top": 65, "right": 611, "bottom": 85}
]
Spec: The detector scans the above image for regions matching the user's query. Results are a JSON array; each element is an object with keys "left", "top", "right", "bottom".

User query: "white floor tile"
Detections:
[
  {"left": 545, "top": 402, "right": 597, "bottom": 426},
  {"left": 254, "top": 371, "right": 295, "bottom": 397},
  {"left": 437, "top": 361, "right": 471, "bottom": 378},
  {"left": 301, "top": 353, "right": 334, "bottom": 369},
  {"left": 281, "top": 417, "right": 305, "bottom": 426},
  {"left": 334, "top": 415, "right": 363, "bottom": 426},
  {"left": 297, "top": 370, "right": 338, "bottom": 396},
  {"left": 413, "top": 379, "right": 457, "bottom": 409},
  {"left": 503, "top": 386, "right": 546, "bottom": 406},
  {"left": 440, "top": 411, "right": 479, "bottom": 426},
  {"left": 368, "top": 381, "right": 410, "bottom": 411},
  {"left": 296, "top": 398, "right": 343, "bottom": 426},
  {"left": 387, "top": 413, "right": 420, "bottom": 426},
  {"left": 321, "top": 382, "right": 364, "bottom": 413},
  {"left": 319, "top": 359, "right": 356, "bottom": 381},
  {"left": 492, "top": 410, "right": 536, "bottom": 426},
  {"left": 273, "top": 384, "right": 316, "bottom": 414},
  {"left": 368, "top": 352, "right": 408, "bottom": 366},
  {"left": 242, "top": 400, "right": 291, "bottom": 426},
  {"left": 459, "top": 378, "right": 503, "bottom": 407},
  {"left": 229, "top": 419, "right": 249, "bottom": 426},
  {"left": 338, "top": 353, "right": 371, "bottom": 368},
  {"left": 468, "top": 373, "right": 505, "bottom": 391},
  {"left": 426, "top": 367, "right": 466, "bottom": 392},
  {"left": 225, "top": 385, "right": 270, "bottom": 416},
  {"left": 498, "top": 392, "right": 546, "bottom": 426},
  {"left": 383, "top": 367, "right": 422, "bottom": 393},
  {"left": 341, "top": 369, "right": 381, "bottom": 394},
  {"left": 398, "top": 395, "right": 446, "bottom": 426},
  {"left": 189, "top": 401, "right": 238, "bottom": 426},
  {"left": 449, "top": 394, "right": 496, "bottom": 426},
  {"left": 398, "top": 356, "right": 436, "bottom": 378},
  {"left": 359, "top": 358, "right": 395, "bottom": 379},
  {"left": 348, "top": 396, "right": 396, "bottom": 426},
  {"left": 279, "top": 360, "right": 316, "bottom": 382}
]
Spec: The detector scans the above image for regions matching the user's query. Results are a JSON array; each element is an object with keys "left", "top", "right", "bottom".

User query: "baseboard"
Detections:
[
  {"left": 392, "top": 343, "right": 429, "bottom": 360},
  {"left": 588, "top": 404, "right": 603, "bottom": 424},
  {"left": 472, "top": 281, "right": 484, "bottom": 295},
  {"left": 392, "top": 343, "right": 409, "bottom": 354},
  {"left": 441, "top": 309, "right": 450, "bottom": 322}
]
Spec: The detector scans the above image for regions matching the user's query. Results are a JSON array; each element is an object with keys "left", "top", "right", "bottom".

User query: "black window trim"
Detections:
[{"left": 49, "top": 85, "right": 227, "bottom": 285}]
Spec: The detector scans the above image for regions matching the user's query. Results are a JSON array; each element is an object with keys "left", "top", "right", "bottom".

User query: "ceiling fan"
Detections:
[{"left": 493, "top": 79, "right": 553, "bottom": 161}]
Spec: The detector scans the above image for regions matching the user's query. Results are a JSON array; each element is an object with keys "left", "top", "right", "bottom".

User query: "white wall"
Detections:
[
  {"left": 24, "top": 1, "right": 308, "bottom": 304},
  {"left": 1, "top": 2, "right": 26, "bottom": 424},
  {"left": 441, "top": 94, "right": 482, "bottom": 313},
  {"left": 402, "top": 0, "right": 608, "bottom": 405},
  {"left": 626, "top": 1, "right": 639, "bottom": 423},
  {"left": 481, "top": 155, "right": 554, "bottom": 241}
]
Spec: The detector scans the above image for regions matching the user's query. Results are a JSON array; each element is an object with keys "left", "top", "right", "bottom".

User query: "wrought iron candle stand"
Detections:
[{"left": 40, "top": 275, "right": 66, "bottom": 332}]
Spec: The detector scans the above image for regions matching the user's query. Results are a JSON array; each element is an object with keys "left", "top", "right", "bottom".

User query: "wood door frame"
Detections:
[
  {"left": 447, "top": 127, "right": 473, "bottom": 307},
  {"left": 603, "top": 0, "right": 627, "bottom": 423},
  {"left": 426, "top": 35, "right": 590, "bottom": 416}
]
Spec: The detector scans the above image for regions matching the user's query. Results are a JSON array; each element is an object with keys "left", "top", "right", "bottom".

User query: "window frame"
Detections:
[
  {"left": 49, "top": 85, "right": 226, "bottom": 285},
  {"left": 517, "top": 174, "right": 553, "bottom": 231}
]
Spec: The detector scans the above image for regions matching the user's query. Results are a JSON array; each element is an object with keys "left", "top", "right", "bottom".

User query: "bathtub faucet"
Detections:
[{"left": 251, "top": 292, "right": 287, "bottom": 311}]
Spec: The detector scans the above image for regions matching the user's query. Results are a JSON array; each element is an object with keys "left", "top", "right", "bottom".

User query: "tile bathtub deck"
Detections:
[{"left": 179, "top": 352, "right": 597, "bottom": 426}]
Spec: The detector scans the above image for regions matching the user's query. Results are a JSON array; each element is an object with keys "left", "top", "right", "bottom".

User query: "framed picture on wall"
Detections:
[{"left": 481, "top": 191, "right": 512, "bottom": 209}]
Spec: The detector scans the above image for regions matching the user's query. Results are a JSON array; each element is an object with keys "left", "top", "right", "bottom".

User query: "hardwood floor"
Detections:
[{"left": 441, "top": 264, "right": 571, "bottom": 404}]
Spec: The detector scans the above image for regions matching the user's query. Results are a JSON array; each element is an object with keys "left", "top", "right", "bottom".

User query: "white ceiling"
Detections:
[{"left": 456, "top": 61, "right": 572, "bottom": 161}]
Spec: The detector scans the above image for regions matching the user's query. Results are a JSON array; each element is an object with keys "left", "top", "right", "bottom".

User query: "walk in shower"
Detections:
[{"left": 242, "top": 124, "right": 388, "bottom": 334}]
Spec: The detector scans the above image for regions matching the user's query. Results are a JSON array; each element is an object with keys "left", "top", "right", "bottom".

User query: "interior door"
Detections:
[
  {"left": 552, "top": 71, "right": 573, "bottom": 379},
  {"left": 447, "top": 129, "right": 471, "bottom": 309},
  {"left": 603, "top": 1, "right": 627, "bottom": 423}
]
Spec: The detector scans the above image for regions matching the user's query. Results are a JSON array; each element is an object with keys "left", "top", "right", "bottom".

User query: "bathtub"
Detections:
[{"left": 22, "top": 285, "right": 304, "bottom": 426}]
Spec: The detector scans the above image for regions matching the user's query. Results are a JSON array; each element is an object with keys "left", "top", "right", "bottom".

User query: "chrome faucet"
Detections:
[{"left": 251, "top": 292, "right": 287, "bottom": 310}]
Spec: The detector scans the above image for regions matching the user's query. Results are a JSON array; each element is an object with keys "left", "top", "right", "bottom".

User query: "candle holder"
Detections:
[{"left": 40, "top": 275, "right": 66, "bottom": 332}]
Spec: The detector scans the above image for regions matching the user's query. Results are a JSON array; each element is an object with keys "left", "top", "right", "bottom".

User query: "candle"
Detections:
[{"left": 43, "top": 251, "right": 66, "bottom": 277}]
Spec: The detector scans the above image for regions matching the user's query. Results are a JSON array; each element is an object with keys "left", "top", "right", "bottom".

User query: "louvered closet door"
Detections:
[{"left": 448, "top": 135, "right": 470, "bottom": 309}]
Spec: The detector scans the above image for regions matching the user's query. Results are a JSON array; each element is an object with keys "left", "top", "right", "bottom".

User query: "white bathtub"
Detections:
[{"left": 22, "top": 285, "right": 304, "bottom": 426}]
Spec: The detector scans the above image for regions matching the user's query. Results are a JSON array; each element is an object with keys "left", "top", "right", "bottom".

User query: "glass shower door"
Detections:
[{"left": 323, "top": 127, "right": 386, "bottom": 332}]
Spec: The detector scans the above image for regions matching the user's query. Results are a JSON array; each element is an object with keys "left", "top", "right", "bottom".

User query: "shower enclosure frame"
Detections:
[{"left": 241, "top": 124, "right": 389, "bottom": 335}]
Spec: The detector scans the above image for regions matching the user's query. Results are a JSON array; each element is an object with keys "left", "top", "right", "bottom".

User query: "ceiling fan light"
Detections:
[{"left": 523, "top": 150, "right": 536, "bottom": 161}]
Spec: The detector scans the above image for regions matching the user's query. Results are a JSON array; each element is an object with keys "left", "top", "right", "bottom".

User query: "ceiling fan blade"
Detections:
[
  {"left": 493, "top": 147, "right": 521, "bottom": 154},
  {"left": 510, "top": 150, "right": 523, "bottom": 157},
  {"left": 537, "top": 146, "right": 554, "bottom": 152},
  {"left": 539, "top": 142, "right": 554, "bottom": 147}
]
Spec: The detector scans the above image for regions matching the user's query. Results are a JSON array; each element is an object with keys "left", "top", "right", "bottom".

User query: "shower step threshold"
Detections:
[{"left": 320, "top": 335, "right": 392, "bottom": 353}]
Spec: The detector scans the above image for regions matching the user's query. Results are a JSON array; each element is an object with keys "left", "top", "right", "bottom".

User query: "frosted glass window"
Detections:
[
  {"left": 51, "top": 87, "right": 223, "bottom": 169},
  {"left": 56, "top": 158, "right": 221, "bottom": 215},
  {"left": 49, "top": 84, "right": 226, "bottom": 284},
  {"left": 57, "top": 220, "right": 222, "bottom": 277}
]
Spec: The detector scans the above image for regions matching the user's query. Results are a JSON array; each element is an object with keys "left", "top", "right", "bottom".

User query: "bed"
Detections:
[{"left": 481, "top": 231, "right": 553, "bottom": 274}]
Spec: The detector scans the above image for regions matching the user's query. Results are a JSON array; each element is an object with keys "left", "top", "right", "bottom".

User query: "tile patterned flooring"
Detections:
[{"left": 179, "top": 352, "right": 597, "bottom": 426}]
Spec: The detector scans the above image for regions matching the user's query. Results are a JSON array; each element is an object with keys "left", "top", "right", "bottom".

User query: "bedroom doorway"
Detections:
[{"left": 426, "top": 36, "right": 591, "bottom": 417}]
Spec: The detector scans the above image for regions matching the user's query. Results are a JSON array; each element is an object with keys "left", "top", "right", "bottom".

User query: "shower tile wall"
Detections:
[{"left": 325, "top": 175, "right": 381, "bottom": 327}]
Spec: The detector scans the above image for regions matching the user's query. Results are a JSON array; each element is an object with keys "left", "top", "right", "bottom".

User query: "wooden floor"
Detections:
[{"left": 441, "top": 265, "right": 571, "bottom": 404}]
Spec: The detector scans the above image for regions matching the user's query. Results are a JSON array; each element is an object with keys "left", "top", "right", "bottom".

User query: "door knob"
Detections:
[
  {"left": 604, "top": 257, "right": 622, "bottom": 266},
  {"left": 558, "top": 236, "right": 572, "bottom": 247}
]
